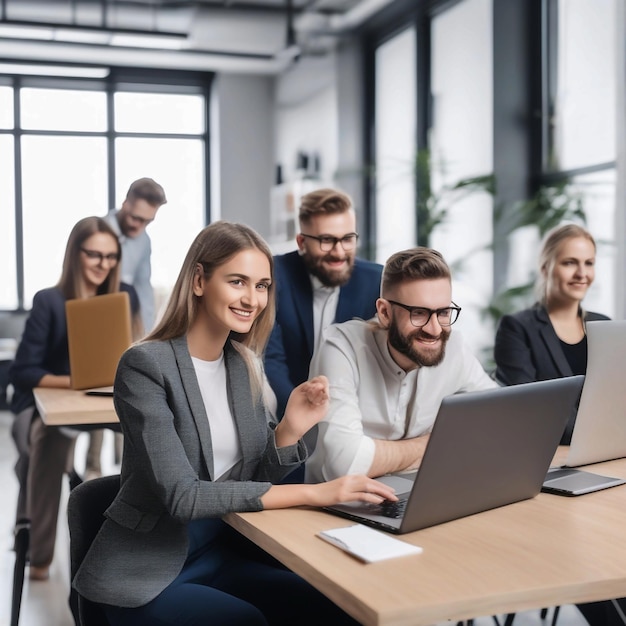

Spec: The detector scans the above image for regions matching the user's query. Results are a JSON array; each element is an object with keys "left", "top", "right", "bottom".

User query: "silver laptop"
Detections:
[
  {"left": 565, "top": 320, "right": 626, "bottom": 467},
  {"left": 542, "top": 321, "right": 626, "bottom": 496},
  {"left": 324, "top": 376, "right": 584, "bottom": 534}
]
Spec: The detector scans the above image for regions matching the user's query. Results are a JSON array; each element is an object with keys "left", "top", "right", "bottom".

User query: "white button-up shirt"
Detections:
[
  {"left": 306, "top": 319, "right": 498, "bottom": 482},
  {"left": 310, "top": 274, "right": 340, "bottom": 361}
]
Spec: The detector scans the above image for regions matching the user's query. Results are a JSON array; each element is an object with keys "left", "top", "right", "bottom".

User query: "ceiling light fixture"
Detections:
[
  {"left": 0, "top": 19, "right": 187, "bottom": 51},
  {"left": 0, "top": 62, "right": 109, "bottom": 78},
  {"left": 0, "top": 23, "right": 53, "bottom": 40}
]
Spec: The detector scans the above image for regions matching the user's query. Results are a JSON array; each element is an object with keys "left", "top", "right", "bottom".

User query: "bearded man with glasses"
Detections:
[
  {"left": 264, "top": 188, "right": 383, "bottom": 427},
  {"left": 305, "top": 247, "right": 497, "bottom": 483}
]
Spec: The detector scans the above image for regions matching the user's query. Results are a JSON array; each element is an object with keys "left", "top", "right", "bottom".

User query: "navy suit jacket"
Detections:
[
  {"left": 264, "top": 251, "right": 383, "bottom": 417},
  {"left": 494, "top": 304, "right": 609, "bottom": 444}
]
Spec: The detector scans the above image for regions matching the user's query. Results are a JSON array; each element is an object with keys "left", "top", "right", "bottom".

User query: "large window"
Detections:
[
  {"left": 0, "top": 133, "right": 17, "bottom": 309},
  {"left": 540, "top": 0, "right": 617, "bottom": 317},
  {"left": 363, "top": 0, "right": 623, "bottom": 346},
  {"left": 551, "top": 0, "right": 616, "bottom": 171},
  {"left": 374, "top": 26, "right": 417, "bottom": 264},
  {"left": 1, "top": 71, "right": 210, "bottom": 314},
  {"left": 430, "top": 0, "right": 494, "bottom": 355}
]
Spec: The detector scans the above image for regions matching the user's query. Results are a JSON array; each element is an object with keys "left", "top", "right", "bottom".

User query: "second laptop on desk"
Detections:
[
  {"left": 325, "top": 376, "right": 584, "bottom": 534},
  {"left": 66, "top": 291, "right": 132, "bottom": 394},
  {"left": 542, "top": 320, "right": 626, "bottom": 495}
]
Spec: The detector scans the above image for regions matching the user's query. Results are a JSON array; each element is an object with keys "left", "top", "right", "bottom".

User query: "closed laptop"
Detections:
[{"left": 66, "top": 292, "right": 132, "bottom": 390}]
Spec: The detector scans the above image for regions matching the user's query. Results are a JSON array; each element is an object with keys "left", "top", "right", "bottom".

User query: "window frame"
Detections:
[{"left": 0, "top": 67, "right": 212, "bottom": 312}]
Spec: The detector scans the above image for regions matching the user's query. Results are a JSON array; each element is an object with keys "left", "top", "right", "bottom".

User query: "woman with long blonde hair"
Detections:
[{"left": 74, "top": 221, "right": 395, "bottom": 625}]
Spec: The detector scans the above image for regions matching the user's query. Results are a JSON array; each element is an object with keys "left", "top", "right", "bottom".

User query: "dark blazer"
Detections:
[
  {"left": 9, "top": 284, "right": 139, "bottom": 415},
  {"left": 264, "top": 250, "right": 383, "bottom": 417},
  {"left": 73, "top": 336, "right": 306, "bottom": 608},
  {"left": 494, "top": 304, "right": 610, "bottom": 444},
  {"left": 494, "top": 304, "right": 609, "bottom": 385}
]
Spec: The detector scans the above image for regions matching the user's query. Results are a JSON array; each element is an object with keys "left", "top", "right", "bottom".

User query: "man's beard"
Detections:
[
  {"left": 301, "top": 251, "right": 355, "bottom": 287},
  {"left": 387, "top": 318, "right": 451, "bottom": 367}
]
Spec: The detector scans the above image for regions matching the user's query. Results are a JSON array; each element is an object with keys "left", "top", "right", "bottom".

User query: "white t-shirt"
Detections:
[{"left": 191, "top": 353, "right": 242, "bottom": 480}]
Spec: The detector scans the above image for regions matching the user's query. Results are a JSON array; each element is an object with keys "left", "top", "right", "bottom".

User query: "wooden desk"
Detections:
[
  {"left": 226, "top": 457, "right": 626, "bottom": 626},
  {"left": 33, "top": 387, "right": 118, "bottom": 426}
]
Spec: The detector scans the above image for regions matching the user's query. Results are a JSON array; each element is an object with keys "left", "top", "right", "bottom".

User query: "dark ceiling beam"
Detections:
[
  {"left": 0, "top": 17, "right": 186, "bottom": 36},
  {"left": 68, "top": 0, "right": 348, "bottom": 15}
]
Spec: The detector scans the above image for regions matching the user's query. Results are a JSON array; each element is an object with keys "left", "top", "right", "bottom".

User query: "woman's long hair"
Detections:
[
  {"left": 147, "top": 221, "right": 276, "bottom": 360},
  {"left": 57, "top": 217, "right": 121, "bottom": 300},
  {"left": 537, "top": 223, "right": 596, "bottom": 306}
]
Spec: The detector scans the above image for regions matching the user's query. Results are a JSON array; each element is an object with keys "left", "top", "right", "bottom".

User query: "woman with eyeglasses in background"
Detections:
[{"left": 9, "top": 216, "right": 140, "bottom": 581}]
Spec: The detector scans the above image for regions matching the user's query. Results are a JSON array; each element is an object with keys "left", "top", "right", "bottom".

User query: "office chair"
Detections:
[
  {"left": 503, "top": 607, "right": 559, "bottom": 626},
  {"left": 10, "top": 519, "right": 30, "bottom": 626},
  {"left": 456, "top": 618, "right": 502, "bottom": 625},
  {"left": 10, "top": 414, "right": 82, "bottom": 626},
  {"left": 67, "top": 474, "right": 120, "bottom": 626}
]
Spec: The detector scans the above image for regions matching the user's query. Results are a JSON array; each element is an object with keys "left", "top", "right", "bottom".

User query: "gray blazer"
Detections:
[{"left": 73, "top": 336, "right": 306, "bottom": 608}]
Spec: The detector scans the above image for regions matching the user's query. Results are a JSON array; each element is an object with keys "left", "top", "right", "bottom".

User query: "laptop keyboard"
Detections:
[{"left": 376, "top": 498, "right": 409, "bottom": 519}]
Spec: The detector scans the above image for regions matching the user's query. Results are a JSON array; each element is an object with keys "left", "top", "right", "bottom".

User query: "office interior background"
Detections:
[
  {"left": 1, "top": 0, "right": 625, "bottom": 362},
  {"left": 0, "top": 1, "right": 623, "bottom": 625}
]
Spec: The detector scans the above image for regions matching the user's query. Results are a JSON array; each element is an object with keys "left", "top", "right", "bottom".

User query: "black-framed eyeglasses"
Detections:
[
  {"left": 387, "top": 300, "right": 461, "bottom": 327},
  {"left": 80, "top": 248, "right": 120, "bottom": 264},
  {"left": 300, "top": 233, "right": 359, "bottom": 252}
]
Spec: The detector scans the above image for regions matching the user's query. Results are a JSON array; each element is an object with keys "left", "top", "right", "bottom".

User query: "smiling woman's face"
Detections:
[
  {"left": 192, "top": 248, "right": 272, "bottom": 338},
  {"left": 546, "top": 236, "right": 596, "bottom": 306}
]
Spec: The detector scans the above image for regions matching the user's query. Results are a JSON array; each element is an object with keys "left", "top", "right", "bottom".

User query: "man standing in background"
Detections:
[
  {"left": 264, "top": 188, "right": 383, "bottom": 420},
  {"left": 104, "top": 177, "right": 167, "bottom": 332}
]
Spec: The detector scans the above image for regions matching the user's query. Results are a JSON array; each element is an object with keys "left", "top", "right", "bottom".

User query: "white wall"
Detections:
[
  {"left": 336, "top": 37, "right": 366, "bottom": 223},
  {"left": 212, "top": 73, "right": 275, "bottom": 237},
  {"left": 273, "top": 41, "right": 372, "bottom": 251},
  {"left": 274, "top": 54, "right": 338, "bottom": 185}
]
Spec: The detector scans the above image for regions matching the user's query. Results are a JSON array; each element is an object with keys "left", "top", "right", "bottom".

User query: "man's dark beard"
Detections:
[
  {"left": 301, "top": 251, "right": 355, "bottom": 287},
  {"left": 387, "top": 319, "right": 450, "bottom": 367}
]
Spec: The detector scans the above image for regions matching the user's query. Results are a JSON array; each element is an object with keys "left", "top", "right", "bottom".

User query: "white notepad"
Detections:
[{"left": 318, "top": 524, "right": 423, "bottom": 563}]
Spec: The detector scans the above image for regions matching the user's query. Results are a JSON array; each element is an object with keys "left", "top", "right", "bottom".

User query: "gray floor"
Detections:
[{"left": 0, "top": 410, "right": 590, "bottom": 626}]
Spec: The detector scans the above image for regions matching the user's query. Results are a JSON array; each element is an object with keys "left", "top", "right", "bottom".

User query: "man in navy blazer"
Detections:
[{"left": 264, "top": 188, "right": 382, "bottom": 419}]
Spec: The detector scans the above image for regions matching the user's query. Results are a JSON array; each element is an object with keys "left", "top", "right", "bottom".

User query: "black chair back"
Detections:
[{"left": 67, "top": 474, "right": 120, "bottom": 626}]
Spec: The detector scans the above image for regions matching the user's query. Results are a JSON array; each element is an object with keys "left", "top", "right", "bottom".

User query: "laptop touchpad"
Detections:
[{"left": 376, "top": 475, "right": 415, "bottom": 496}]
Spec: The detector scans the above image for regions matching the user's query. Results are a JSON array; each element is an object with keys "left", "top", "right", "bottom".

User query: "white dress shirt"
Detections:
[
  {"left": 104, "top": 209, "right": 155, "bottom": 331},
  {"left": 306, "top": 319, "right": 498, "bottom": 482},
  {"left": 310, "top": 275, "right": 339, "bottom": 361}
]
